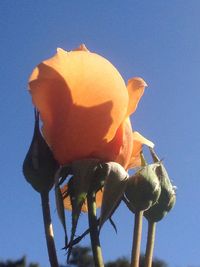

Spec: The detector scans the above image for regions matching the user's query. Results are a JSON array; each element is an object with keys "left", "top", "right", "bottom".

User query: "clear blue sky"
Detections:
[{"left": 0, "top": 1, "right": 199, "bottom": 266}]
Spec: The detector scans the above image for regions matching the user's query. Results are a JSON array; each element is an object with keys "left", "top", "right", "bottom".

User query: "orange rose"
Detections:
[{"left": 29, "top": 44, "right": 152, "bottom": 170}]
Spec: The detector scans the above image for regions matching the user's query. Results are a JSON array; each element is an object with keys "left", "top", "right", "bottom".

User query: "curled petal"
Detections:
[
  {"left": 133, "top": 131, "right": 154, "bottom": 148},
  {"left": 127, "top": 77, "right": 147, "bottom": 116},
  {"left": 127, "top": 131, "right": 154, "bottom": 169}
]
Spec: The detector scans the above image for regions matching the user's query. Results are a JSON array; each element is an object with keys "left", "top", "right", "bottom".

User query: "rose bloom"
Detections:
[{"left": 29, "top": 44, "right": 153, "bottom": 210}]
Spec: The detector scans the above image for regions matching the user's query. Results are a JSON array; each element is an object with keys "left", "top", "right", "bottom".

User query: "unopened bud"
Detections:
[
  {"left": 23, "top": 109, "right": 59, "bottom": 193},
  {"left": 125, "top": 163, "right": 161, "bottom": 211},
  {"left": 144, "top": 163, "right": 176, "bottom": 222}
]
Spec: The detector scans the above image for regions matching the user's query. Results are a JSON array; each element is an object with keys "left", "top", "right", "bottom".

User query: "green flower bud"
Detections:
[
  {"left": 23, "top": 109, "right": 59, "bottom": 193},
  {"left": 144, "top": 163, "right": 176, "bottom": 222},
  {"left": 125, "top": 163, "right": 161, "bottom": 211}
]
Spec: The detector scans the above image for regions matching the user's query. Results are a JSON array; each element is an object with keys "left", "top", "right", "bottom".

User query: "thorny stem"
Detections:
[
  {"left": 145, "top": 221, "right": 156, "bottom": 267},
  {"left": 87, "top": 191, "right": 104, "bottom": 267},
  {"left": 131, "top": 210, "right": 144, "bottom": 267},
  {"left": 41, "top": 191, "right": 59, "bottom": 267}
]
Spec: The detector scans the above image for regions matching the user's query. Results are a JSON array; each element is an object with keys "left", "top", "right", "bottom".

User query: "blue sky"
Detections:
[{"left": 0, "top": 1, "right": 200, "bottom": 266}]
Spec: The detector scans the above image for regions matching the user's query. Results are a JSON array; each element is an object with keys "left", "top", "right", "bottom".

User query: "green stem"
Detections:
[
  {"left": 41, "top": 191, "right": 59, "bottom": 267},
  {"left": 131, "top": 210, "right": 144, "bottom": 267},
  {"left": 145, "top": 221, "right": 156, "bottom": 267},
  {"left": 87, "top": 191, "right": 104, "bottom": 267}
]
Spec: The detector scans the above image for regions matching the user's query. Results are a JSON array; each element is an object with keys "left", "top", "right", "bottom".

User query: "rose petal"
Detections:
[
  {"left": 73, "top": 44, "right": 90, "bottom": 52},
  {"left": 127, "top": 77, "right": 147, "bottom": 116},
  {"left": 94, "top": 117, "right": 133, "bottom": 169},
  {"left": 29, "top": 48, "right": 129, "bottom": 164},
  {"left": 132, "top": 131, "right": 154, "bottom": 148},
  {"left": 127, "top": 131, "right": 154, "bottom": 169},
  {"left": 62, "top": 185, "right": 103, "bottom": 212}
]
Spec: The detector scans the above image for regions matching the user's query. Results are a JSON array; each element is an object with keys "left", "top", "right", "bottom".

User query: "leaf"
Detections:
[{"left": 99, "top": 162, "right": 129, "bottom": 229}]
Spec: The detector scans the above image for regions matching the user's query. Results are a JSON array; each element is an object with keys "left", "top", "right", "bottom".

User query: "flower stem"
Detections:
[
  {"left": 131, "top": 210, "right": 144, "bottom": 267},
  {"left": 145, "top": 221, "right": 156, "bottom": 267},
  {"left": 41, "top": 191, "right": 59, "bottom": 267},
  {"left": 87, "top": 191, "right": 104, "bottom": 267}
]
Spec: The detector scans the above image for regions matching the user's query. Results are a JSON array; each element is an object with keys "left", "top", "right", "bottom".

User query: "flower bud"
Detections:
[
  {"left": 125, "top": 163, "right": 161, "bottom": 211},
  {"left": 23, "top": 109, "right": 59, "bottom": 193},
  {"left": 144, "top": 163, "right": 176, "bottom": 222}
]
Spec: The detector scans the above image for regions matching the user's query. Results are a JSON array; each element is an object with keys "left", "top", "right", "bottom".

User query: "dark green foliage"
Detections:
[
  {"left": 105, "top": 257, "right": 129, "bottom": 267},
  {"left": 140, "top": 254, "right": 168, "bottom": 267},
  {"left": 105, "top": 255, "right": 167, "bottom": 267},
  {"left": 0, "top": 247, "right": 168, "bottom": 267},
  {"left": 66, "top": 246, "right": 168, "bottom": 267},
  {"left": 0, "top": 256, "right": 39, "bottom": 267},
  {"left": 67, "top": 246, "right": 94, "bottom": 267}
]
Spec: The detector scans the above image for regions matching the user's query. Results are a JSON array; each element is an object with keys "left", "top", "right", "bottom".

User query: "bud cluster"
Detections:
[{"left": 124, "top": 149, "right": 176, "bottom": 222}]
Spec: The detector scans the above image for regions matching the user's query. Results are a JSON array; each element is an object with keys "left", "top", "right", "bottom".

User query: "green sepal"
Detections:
[
  {"left": 23, "top": 109, "right": 58, "bottom": 193},
  {"left": 55, "top": 167, "right": 68, "bottom": 247},
  {"left": 66, "top": 159, "right": 101, "bottom": 261},
  {"left": 109, "top": 217, "right": 118, "bottom": 234},
  {"left": 125, "top": 163, "right": 161, "bottom": 211},
  {"left": 58, "top": 165, "right": 72, "bottom": 186},
  {"left": 64, "top": 216, "right": 117, "bottom": 249},
  {"left": 99, "top": 162, "right": 129, "bottom": 229}
]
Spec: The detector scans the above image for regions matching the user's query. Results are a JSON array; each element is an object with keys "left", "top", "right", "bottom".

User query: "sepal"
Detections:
[{"left": 99, "top": 162, "right": 129, "bottom": 229}]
